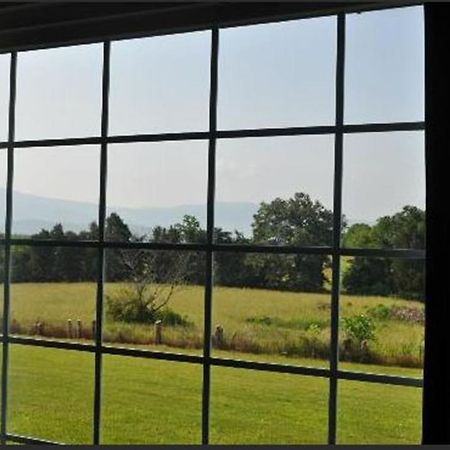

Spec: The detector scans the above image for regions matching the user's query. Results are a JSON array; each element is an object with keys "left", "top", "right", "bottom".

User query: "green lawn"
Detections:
[
  {"left": 0, "top": 282, "right": 424, "bottom": 444},
  {"left": 3, "top": 345, "right": 422, "bottom": 445}
]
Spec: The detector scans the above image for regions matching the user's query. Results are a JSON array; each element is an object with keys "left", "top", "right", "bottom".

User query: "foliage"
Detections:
[
  {"left": 342, "top": 206, "right": 425, "bottom": 300},
  {"left": 342, "top": 314, "right": 376, "bottom": 345},
  {"left": 105, "top": 248, "right": 190, "bottom": 326},
  {"left": 367, "top": 303, "right": 392, "bottom": 320}
]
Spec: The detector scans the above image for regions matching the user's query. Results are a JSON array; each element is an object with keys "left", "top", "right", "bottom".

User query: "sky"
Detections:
[{"left": 0, "top": 5, "right": 425, "bottom": 226}]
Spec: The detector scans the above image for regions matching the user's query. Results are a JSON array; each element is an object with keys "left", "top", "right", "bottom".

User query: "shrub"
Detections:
[
  {"left": 106, "top": 289, "right": 191, "bottom": 327},
  {"left": 367, "top": 303, "right": 392, "bottom": 320},
  {"left": 342, "top": 314, "right": 376, "bottom": 345}
]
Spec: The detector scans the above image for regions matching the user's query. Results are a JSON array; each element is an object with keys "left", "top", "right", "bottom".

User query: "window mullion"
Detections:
[
  {"left": 93, "top": 40, "right": 110, "bottom": 446},
  {"left": 328, "top": 12, "right": 346, "bottom": 445},
  {"left": 1, "top": 51, "right": 17, "bottom": 446}
]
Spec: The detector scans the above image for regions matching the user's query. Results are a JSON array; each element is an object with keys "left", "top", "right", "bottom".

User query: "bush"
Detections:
[
  {"left": 342, "top": 314, "right": 376, "bottom": 345},
  {"left": 106, "top": 291, "right": 191, "bottom": 327},
  {"left": 367, "top": 303, "right": 392, "bottom": 320}
]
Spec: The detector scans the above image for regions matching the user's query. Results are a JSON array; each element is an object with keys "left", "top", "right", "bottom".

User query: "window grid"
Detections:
[{"left": 0, "top": 10, "right": 425, "bottom": 446}]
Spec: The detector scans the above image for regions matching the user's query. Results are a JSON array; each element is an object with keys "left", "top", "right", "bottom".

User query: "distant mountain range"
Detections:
[{"left": 1, "top": 188, "right": 259, "bottom": 236}]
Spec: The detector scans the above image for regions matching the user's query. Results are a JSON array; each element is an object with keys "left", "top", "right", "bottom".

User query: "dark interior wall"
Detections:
[
  {"left": 422, "top": 3, "right": 450, "bottom": 444},
  {"left": 0, "top": 2, "right": 387, "bottom": 53}
]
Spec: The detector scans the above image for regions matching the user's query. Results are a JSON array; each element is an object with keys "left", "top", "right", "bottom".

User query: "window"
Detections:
[{"left": 0, "top": 5, "right": 425, "bottom": 445}]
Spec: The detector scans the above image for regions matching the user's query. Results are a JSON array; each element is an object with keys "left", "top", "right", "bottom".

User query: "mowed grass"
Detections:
[
  {"left": 0, "top": 283, "right": 424, "bottom": 443},
  {"left": 4, "top": 282, "right": 425, "bottom": 370},
  {"left": 2, "top": 345, "right": 422, "bottom": 445}
]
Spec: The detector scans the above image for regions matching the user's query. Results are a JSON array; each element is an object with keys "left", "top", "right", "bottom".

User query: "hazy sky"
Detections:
[{"left": 0, "top": 5, "right": 424, "bottom": 224}]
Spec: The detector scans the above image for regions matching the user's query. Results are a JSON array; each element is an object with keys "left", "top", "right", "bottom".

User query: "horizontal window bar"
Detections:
[
  {"left": 9, "top": 335, "right": 96, "bottom": 353},
  {"left": 7, "top": 335, "right": 422, "bottom": 388},
  {"left": 0, "top": 121, "right": 425, "bottom": 150},
  {"left": 337, "top": 369, "right": 423, "bottom": 388},
  {"left": 101, "top": 344, "right": 203, "bottom": 364},
  {"left": 209, "top": 356, "right": 330, "bottom": 378},
  {"left": 341, "top": 248, "right": 425, "bottom": 259},
  {"left": 4, "top": 238, "right": 426, "bottom": 258},
  {"left": 343, "top": 121, "right": 425, "bottom": 134},
  {"left": 5, "top": 432, "right": 62, "bottom": 445}
]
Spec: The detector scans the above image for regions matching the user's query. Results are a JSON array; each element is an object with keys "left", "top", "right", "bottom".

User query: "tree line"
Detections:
[{"left": 1, "top": 193, "right": 425, "bottom": 300}]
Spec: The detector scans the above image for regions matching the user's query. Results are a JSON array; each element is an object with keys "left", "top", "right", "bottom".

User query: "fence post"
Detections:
[
  {"left": 77, "top": 319, "right": 83, "bottom": 339},
  {"left": 67, "top": 319, "right": 73, "bottom": 339},
  {"left": 215, "top": 324, "right": 224, "bottom": 348},
  {"left": 154, "top": 320, "right": 162, "bottom": 345}
]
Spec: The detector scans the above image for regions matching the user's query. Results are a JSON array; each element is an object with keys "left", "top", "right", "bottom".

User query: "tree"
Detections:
[
  {"left": 343, "top": 206, "right": 425, "bottom": 300},
  {"left": 249, "top": 193, "right": 334, "bottom": 292},
  {"left": 106, "top": 247, "right": 190, "bottom": 325}
]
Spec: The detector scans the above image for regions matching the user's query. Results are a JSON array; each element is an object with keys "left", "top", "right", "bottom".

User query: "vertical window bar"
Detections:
[
  {"left": 328, "top": 13, "right": 345, "bottom": 445},
  {"left": 1, "top": 51, "right": 17, "bottom": 445},
  {"left": 202, "top": 27, "right": 219, "bottom": 445},
  {"left": 93, "top": 41, "right": 110, "bottom": 445}
]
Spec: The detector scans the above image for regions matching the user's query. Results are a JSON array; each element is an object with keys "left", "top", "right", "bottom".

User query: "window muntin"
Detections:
[{"left": 0, "top": 5, "right": 425, "bottom": 446}]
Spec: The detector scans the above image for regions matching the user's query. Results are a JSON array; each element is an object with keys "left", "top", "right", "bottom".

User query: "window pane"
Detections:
[
  {"left": 11, "top": 246, "right": 97, "bottom": 344},
  {"left": 340, "top": 257, "right": 424, "bottom": 378},
  {"left": 345, "top": 6, "right": 424, "bottom": 124},
  {"left": 102, "top": 355, "right": 202, "bottom": 444},
  {"left": 211, "top": 367, "right": 329, "bottom": 444},
  {"left": 15, "top": 44, "right": 102, "bottom": 140},
  {"left": 104, "top": 249, "right": 204, "bottom": 355},
  {"left": 212, "top": 253, "right": 331, "bottom": 368},
  {"left": 215, "top": 136, "right": 334, "bottom": 244},
  {"left": 338, "top": 380, "right": 422, "bottom": 444},
  {"left": 0, "top": 54, "right": 10, "bottom": 141},
  {"left": 342, "top": 131, "right": 425, "bottom": 249},
  {"left": 109, "top": 31, "right": 210, "bottom": 135},
  {"left": 8, "top": 345, "right": 94, "bottom": 444},
  {"left": 13, "top": 146, "right": 100, "bottom": 237},
  {"left": 218, "top": 17, "right": 336, "bottom": 129},
  {"left": 106, "top": 141, "right": 207, "bottom": 242}
]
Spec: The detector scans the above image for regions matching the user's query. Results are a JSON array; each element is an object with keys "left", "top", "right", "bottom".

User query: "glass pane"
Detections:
[
  {"left": 9, "top": 345, "right": 94, "bottom": 444},
  {"left": 345, "top": 6, "right": 424, "bottom": 124},
  {"left": 212, "top": 253, "right": 331, "bottom": 368},
  {"left": 342, "top": 131, "right": 425, "bottom": 248},
  {"left": 211, "top": 367, "right": 329, "bottom": 444},
  {"left": 340, "top": 257, "right": 424, "bottom": 378},
  {"left": 218, "top": 17, "right": 336, "bottom": 129},
  {"left": 13, "top": 146, "right": 100, "bottom": 237},
  {"left": 0, "top": 54, "right": 10, "bottom": 142},
  {"left": 15, "top": 44, "right": 102, "bottom": 140},
  {"left": 215, "top": 136, "right": 334, "bottom": 244},
  {"left": 102, "top": 355, "right": 202, "bottom": 444},
  {"left": 338, "top": 380, "right": 422, "bottom": 444},
  {"left": 11, "top": 246, "right": 97, "bottom": 343},
  {"left": 104, "top": 249, "right": 204, "bottom": 354},
  {"left": 106, "top": 141, "right": 207, "bottom": 242},
  {"left": 109, "top": 31, "right": 210, "bottom": 135}
]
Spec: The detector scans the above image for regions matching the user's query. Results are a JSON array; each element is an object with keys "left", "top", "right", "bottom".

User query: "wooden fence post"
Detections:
[
  {"left": 77, "top": 319, "right": 83, "bottom": 339},
  {"left": 154, "top": 320, "right": 162, "bottom": 345},
  {"left": 67, "top": 319, "right": 73, "bottom": 339},
  {"left": 215, "top": 324, "right": 224, "bottom": 348}
]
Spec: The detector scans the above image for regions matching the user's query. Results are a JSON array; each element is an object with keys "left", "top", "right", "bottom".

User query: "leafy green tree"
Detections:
[
  {"left": 249, "top": 193, "right": 334, "bottom": 292},
  {"left": 343, "top": 206, "right": 425, "bottom": 300}
]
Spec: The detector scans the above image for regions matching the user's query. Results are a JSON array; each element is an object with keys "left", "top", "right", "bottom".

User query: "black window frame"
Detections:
[{"left": 0, "top": 1, "right": 439, "bottom": 445}]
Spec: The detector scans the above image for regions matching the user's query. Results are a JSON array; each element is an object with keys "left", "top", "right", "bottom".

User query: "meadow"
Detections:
[
  {"left": 0, "top": 282, "right": 424, "bottom": 444},
  {"left": 4, "top": 282, "right": 425, "bottom": 371}
]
